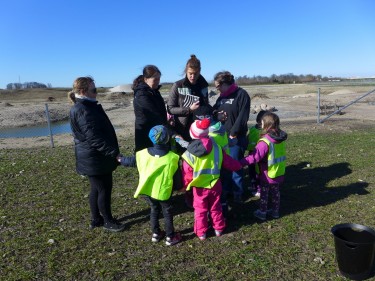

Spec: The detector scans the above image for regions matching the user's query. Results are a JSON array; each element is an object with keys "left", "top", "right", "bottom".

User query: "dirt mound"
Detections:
[
  {"left": 108, "top": 84, "right": 133, "bottom": 93},
  {"left": 252, "top": 93, "right": 270, "bottom": 99},
  {"left": 292, "top": 93, "right": 316, "bottom": 98},
  {"left": 328, "top": 89, "right": 355, "bottom": 95},
  {"left": 2, "top": 102, "right": 13, "bottom": 107}
]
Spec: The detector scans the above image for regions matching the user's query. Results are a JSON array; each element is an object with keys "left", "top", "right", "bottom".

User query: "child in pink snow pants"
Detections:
[{"left": 182, "top": 118, "right": 242, "bottom": 240}]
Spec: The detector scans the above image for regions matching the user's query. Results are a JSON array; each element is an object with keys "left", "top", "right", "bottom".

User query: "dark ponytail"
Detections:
[{"left": 132, "top": 65, "right": 161, "bottom": 92}]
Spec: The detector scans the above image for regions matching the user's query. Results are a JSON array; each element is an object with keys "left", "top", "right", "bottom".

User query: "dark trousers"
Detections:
[
  {"left": 88, "top": 173, "right": 113, "bottom": 222},
  {"left": 144, "top": 196, "right": 174, "bottom": 237},
  {"left": 259, "top": 183, "right": 280, "bottom": 213}
]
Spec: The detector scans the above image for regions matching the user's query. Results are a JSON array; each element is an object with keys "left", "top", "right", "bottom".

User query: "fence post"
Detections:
[
  {"left": 45, "top": 103, "right": 55, "bottom": 148},
  {"left": 317, "top": 88, "right": 321, "bottom": 123}
]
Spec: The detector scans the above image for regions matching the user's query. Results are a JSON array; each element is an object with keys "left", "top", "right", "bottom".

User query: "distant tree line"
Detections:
[
  {"left": 6, "top": 82, "right": 52, "bottom": 90},
  {"left": 235, "top": 73, "right": 342, "bottom": 85}
]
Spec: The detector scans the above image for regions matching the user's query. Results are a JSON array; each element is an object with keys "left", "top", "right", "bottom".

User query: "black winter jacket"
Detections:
[
  {"left": 213, "top": 87, "right": 251, "bottom": 138},
  {"left": 70, "top": 98, "right": 120, "bottom": 176},
  {"left": 133, "top": 82, "right": 167, "bottom": 152},
  {"left": 167, "top": 75, "right": 209, "bottom": 140}
]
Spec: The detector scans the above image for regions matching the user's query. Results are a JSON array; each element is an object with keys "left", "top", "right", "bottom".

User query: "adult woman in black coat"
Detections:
[
  {"left": 133, "top": 65, "right": 168, "bottom": 152},
  {"left": 68, "top": 76, "right": 125, "bottom": 232},
  {"left": 213, "top": 71, "right": 251, "bottom": 203}
]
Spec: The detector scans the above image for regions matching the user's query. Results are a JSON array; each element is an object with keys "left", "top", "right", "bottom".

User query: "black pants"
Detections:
[
  {"left": 144, "top": 196, "right": 174, "bottom": 237},
  {"left": 88, "top": 173, "right": 113, "bottom": 223}
]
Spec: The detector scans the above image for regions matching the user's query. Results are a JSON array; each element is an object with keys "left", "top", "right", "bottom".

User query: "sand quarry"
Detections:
[{"left": 0, "top": 84, "right": 374, "bottom": 149}]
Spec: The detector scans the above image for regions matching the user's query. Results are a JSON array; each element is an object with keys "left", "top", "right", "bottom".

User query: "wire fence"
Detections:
[{"left": 1, "top": 81, "right": 374, "bottom": 148}]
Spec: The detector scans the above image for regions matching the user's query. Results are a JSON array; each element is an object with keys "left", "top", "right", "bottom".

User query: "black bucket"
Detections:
[{"left": 331, "top": 223, "right": 375, "bottom": 280}]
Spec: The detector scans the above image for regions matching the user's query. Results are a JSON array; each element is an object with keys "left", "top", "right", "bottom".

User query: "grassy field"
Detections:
[{"left": 1, "top": 125, "right": 375, "bottom": 280}]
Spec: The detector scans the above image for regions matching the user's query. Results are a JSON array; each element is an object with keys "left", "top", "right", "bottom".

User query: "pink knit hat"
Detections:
[{"left": 189, "top": 118, "right": 210, "bottom": 139}]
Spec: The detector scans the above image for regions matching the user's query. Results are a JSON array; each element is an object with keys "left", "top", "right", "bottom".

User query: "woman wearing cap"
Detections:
[
  {"left": 167, "top": 54, "right": 209, "bottom": 142},
  {"left": 133, "top": 65, "right": 168, "bottom": 152},
  {"left": 68, "top": 76, "right": 125, "bottom": 232},
  {"left": 213, "top": 71, "right": 251, "bottom": 203}
]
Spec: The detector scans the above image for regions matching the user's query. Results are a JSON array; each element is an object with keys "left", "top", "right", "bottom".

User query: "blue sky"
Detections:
[{"left": 1, "top": 0, "right": 374, "bottom": 88}]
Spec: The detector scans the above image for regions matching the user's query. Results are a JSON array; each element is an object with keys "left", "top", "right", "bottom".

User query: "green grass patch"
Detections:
[{"left": 1, "top": 128, "right": 374, "bottom": 280}]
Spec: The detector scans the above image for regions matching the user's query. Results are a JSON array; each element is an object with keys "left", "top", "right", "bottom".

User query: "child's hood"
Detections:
[
  {"left": 186, "top": 137, "right": 212, "bottom": 157},
  {"left": 266, "top": 130, "right": 288, "bottom": 143}
]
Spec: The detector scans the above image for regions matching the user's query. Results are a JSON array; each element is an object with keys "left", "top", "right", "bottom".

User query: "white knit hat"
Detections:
[{"left": 189, "top": 118, "right": 210, "bottom": 139}]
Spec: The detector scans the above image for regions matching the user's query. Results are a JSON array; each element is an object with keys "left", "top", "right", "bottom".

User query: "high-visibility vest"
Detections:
[
  {"left": 209, "top": 132, "right": 229, "bottom": 154},
  {"left": 259, "top": 137, "right": 286, "bottom": 178},
  {"left": 135, "top": 149, "right": 179, "bottom": 200},
  {"left": 247, "top": 126, "right": 261, "bottom": 151},
  {"left": 170, "top": 137, "right": 178, "bottom": 153},
  {"left": 182, "top": 141, "right": 223, "bottom": 191}
]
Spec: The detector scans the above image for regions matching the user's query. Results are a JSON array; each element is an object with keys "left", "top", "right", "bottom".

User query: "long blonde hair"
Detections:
[{"left": 67, "top": 76, "right": 94, "bottom": 104}]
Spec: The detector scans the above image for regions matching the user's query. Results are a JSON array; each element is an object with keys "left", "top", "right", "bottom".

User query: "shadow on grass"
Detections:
[
  {"left": 282, "top": 161, "right": 370, "bottom": 215},
  {"left": 118, "top": 208, "right": 149, "bottom": 227},
  {"left": 222, "top": 161, "right": 370, "bottom": 234},
  {"left": 118, "top": 193, "right": 195, "bottom": 232},
  {"left": 117, "top": 161, "right": 369, "bottom": 240}
]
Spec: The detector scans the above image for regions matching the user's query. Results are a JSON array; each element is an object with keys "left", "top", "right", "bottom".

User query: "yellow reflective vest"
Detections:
[
  {"left": 182, "top": 141, "right": 223, "bottom": 191},
  {"left": 259, "top": 137, "right": 286, "bottom": 178},
  {"left": 135, "top": 149, "right": 179, "bottom": 200},
  {"left": 247, "top": 126, "right": 261, "bottom": 151},
  {"left": 209, "top": 131, "right": 229, "bottom": 154}
]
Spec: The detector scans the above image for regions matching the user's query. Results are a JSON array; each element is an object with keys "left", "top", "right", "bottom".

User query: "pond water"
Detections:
[{"left": 0, "top": 121, "right": 71, "bottom": 138}]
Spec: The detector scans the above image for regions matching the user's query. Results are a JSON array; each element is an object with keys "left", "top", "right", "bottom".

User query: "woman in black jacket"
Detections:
[
  {"left": 213, "top": 71, "right": 251, "bottom": 204},
  {"left": 132, "top": 65, "right": 168, "bottom": 152},
  {"left": 68, "top": 76, "right": 125, "bottom": 232}
]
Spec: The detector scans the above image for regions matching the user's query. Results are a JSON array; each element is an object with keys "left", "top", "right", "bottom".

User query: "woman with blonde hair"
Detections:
[{"left": 68, "top": 76, "right": 125, "bottom": 232}]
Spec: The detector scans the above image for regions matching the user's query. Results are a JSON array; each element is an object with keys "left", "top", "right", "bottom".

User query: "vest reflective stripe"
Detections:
[
  {"left": 182, "top": 141, "right": 222, "bottom": 190},
  {"left": 135, "top": 149, "right": 179, "bottom": 200},
  {"left": 259, "top": 137, "right": 286, "bottom": 178}
]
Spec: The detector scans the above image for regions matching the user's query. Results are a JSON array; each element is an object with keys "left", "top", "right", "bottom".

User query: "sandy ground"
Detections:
[{"left": 0, "top": 87, "right": 374, "bottom": 149}]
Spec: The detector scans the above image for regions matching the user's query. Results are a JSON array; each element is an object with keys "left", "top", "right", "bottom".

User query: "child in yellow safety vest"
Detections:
[
  {"left": 182, "top": 119, "right": 242, "bottom": 240},
  {"left": 122, "top": 125, "right": 183, "bottom": 246},
  {"left": 246, "top": 110, "right": 267, "bottom": 197},
  {"left": 241, "top": 112, "right": 287, "bottom": 221}
]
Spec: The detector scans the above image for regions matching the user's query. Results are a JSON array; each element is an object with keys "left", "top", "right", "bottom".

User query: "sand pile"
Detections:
[
  {"left": 108, "top": 84, "right": 133, "bottom": 93},
  {"left": 329, "top": 89, "right": 355, "bottom": 95}
]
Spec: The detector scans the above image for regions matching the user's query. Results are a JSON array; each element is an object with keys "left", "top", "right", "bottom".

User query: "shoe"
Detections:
[
  {"left": 103, "top": 219, "right": 126, "bottom": 232},
  {"left": 252, "top": 191, "right": 261, "bottom": 197},
  {"left": 165, "top": 232, "right": 182, "bottom": 246},
  {"left": 89, "top": 216, "right": 104, "bottom": 229},
  {"left": 254, "top": 209, "right": 266, "bottom": 221},
  {"left": 267, "top": 209, "right": 280, "bottom": 219},
  {"left": 151, "top": 230, "right": 166, "bottom": 243},
  {"left": 198, "top": 233, "right": 207, "bottom": 241},
  {"left": 214, "top": 230, "right": 223, "bottom": 237}
]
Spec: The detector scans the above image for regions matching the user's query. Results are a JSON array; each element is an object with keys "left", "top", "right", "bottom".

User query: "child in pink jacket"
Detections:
[
  {"left": 182, "top": 119, "right": 242, "bottom": 240},
  {"left": 241, "top": 112, "right": 287, "bottom": 221}
]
